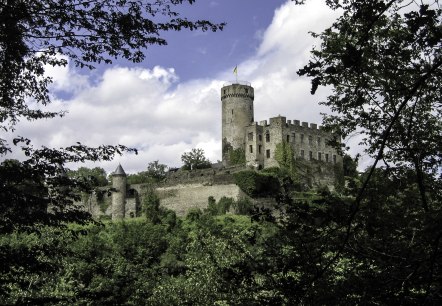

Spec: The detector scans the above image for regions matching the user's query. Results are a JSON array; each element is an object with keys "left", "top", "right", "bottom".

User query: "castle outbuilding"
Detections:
[{"left": 221, "top": 82, "right": 342, "bottom": 169}]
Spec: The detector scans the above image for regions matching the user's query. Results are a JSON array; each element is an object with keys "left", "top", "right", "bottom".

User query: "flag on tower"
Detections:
[{"left": 233, "top": 65, "right": 238, "bottom": 75}]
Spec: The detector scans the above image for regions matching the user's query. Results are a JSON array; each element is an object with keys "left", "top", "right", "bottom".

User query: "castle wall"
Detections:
[
  {"left": 157, "top": 183, "right": 245, "bottom": 217},
  {"left": 245, "top": 116, "right": 342, "bottom": 170},
  {"left": 245, "top": 123, "right": 264, "bottom": 168}
]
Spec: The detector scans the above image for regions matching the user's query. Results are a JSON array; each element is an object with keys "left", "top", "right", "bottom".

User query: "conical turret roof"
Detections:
[{"left": 113, "top": 164, "right": 126, "bottom": 176}]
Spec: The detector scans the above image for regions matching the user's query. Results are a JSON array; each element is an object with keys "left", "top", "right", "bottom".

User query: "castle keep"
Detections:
[{"left": 221, "top": 82, "right": 342, "bottom": 168}]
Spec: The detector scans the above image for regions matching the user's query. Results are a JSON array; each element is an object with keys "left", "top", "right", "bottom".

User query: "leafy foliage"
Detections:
[
  {"left": 206, "top": 196, "right": 237, "bottom": 216},
  {"left": 146, "top": 160, "right": 168, "bottom": 182},
  {"left": 233, "top": 170, "right": 280, "bottom": 197},
  {"left": 298, "top": 0, "right": 441, "bottom": 211},
  {"left": 274, "top": 141, "right": 298, "bottom": 182},
  {"left": 228, "top": 148, "right": 246, "bottom": 165},
  {"left": 0, "top": 0, "right": 224, "bottom": 133},
  {"left": 67, "top": 167, "right": 108, "bottom": 187},
  {"left": 126, "top": 161, "right": 168, "bottom": 184},
  {"left": 0, "top": 1, "right": 223, "bottom": 303},
  {"left": 181, "top": 148, "right": 212, "bottom": 170}
]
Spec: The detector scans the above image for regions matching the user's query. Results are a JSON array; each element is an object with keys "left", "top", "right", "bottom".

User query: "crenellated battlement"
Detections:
[
  {"left": 221, "top": 92, "right": 254, "bottom": 100},
  {"left": 221, "top": 82, "right": 342, "bottom": 170},
  {"left": 256, "top": 116, "right": 323, "bottom": 132}
]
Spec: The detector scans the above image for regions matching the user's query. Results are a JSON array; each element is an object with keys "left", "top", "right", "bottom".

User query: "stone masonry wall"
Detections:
[
  {"left": 245, "top": 116, "right": 343, "bottom": 170},
  {"left": 157, "top": 183, "right": 246, "bottom": 217}
]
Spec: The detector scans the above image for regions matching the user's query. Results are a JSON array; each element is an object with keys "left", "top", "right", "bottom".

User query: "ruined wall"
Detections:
[{"left": 82, "top": 166, "right": 248, "bottom": 219}]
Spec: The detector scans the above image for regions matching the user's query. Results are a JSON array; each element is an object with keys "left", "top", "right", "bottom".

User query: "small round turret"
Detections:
[
  {"left": 221, "top": 82, "right": 254, "bottom": 164},
  {"left": 111, "top": 164, "right": 127, "bottom": 221}
]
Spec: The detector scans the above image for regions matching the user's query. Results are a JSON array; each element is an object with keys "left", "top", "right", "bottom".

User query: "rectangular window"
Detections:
[
  {"left": 308, "top": 136, "right": 313, "bottom": 145},
  {"left": 317, "top": 137, "right": 321, "bottom": 146},
  {"left": 292, "top": 133, "right": 296, "bottom": 143},
  {"left": 318, "top": 152, "right": 322, "bottom": 161},
  {"left": 309, "top": 151, "right": 313, "bottom": 160},
  {"left": 266, "top": 133, "right": 270, "bottom": 142},
  {"left": 301, "top": 134, "right": 304, "bottom": 144},
  {"left": 248, "top": 132, "right": 253, "bottom": 141},
  {"left": 266, "top": 149, "right": 271, "bottom": 158},
  {"left": 286, "top": 135, "right": 290, "bottom": 142},
  {"left": 258, "top": 145, "right": 262, "bottom": 154},
  {"left": 333, "top": 155, "right": 337, "bottom": 164},
  {"left": 301, "top": 150, "right": 304, "bottom": 159},
  {"left": 325, "top": 153, "right": 329, "bottom": 162},
  {"left": 249, "top": 145, "right": 253, "bottom": 153},
  {"left": 258, "top": 134, "right": 262, "bottom": 141}
]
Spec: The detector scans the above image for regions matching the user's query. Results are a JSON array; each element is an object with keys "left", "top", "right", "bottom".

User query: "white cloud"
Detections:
[{"left": 4, "top": 0, "right": 356, "bottom": 174}]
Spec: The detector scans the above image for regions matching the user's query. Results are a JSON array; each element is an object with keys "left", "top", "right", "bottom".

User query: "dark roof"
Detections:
[{"left": 113, "top": 164, "right": 126, "bottom": 176}]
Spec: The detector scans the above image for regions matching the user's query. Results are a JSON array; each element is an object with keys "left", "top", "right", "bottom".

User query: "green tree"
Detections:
[
  {"left": 67, "top": 167, "right": 108, "bottom": 187},
  {"left": 0, "top": 0, "right": 224, "bottom": 135},
  {"left": 126, "top": 171, "right": 151, "bottom": 185},
  {"left": 0, "top": 1, "right": 223, "bottom": 302},
  {"left": 181, "top": 148, "right": 212, "bottom": 170},
  {"left": 126, "top": 161, "right": 168, "bottom": 184},
  {"left": 142, "top": 187, "right": 162, "bottom": 224},
  {"left": 146, "top": 160, "right": 168, "bottom": 182},
  {"left": 275, "top": 0, "right": 442, "bottom": 303},
  {"left": 297, "top": 0, "right": 441, "bottom": 211}
]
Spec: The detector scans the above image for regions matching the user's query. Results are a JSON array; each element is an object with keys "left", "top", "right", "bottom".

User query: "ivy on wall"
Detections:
[
  {"left": 229, "top": 148, "right": 246, "bottom": 165},
  {"left": 274, "top": 141, "right": 298, "bottom": 183}
]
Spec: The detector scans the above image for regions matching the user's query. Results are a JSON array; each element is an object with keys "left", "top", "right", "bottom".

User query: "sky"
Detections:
[{"left": 5, "top": 0, "right": 367, "bottom": 174}]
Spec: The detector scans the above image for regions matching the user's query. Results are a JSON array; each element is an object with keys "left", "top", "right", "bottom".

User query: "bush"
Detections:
[
  {"left": 233, "top": 170, "right": 280, "bottom": 197},
  {"left": 233, "top": 198, "right": 253, "bottom": 215},
  {"left": 206, "top": 196, "right": 235, "bottom": 216}
]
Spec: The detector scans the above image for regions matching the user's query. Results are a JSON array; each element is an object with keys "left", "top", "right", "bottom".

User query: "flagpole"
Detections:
[{"left": 233, "top": 65, "right": 238, "bottom": 83}]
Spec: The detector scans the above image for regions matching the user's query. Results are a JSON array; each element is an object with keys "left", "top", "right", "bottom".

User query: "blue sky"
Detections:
[
  {"left": 7, "top": 0, "right": 368, "bottom": 174},
  {"left": 94, "top": 0, "right": 287, "bottom": 82}
]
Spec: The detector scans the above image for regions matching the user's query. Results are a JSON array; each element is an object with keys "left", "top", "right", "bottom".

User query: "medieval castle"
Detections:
[
  {"left": 99, "top": 82, "right": 342, "bottom": 220},
  {"left": 221, "top": 81, "right": 341, "bottom": 168}
]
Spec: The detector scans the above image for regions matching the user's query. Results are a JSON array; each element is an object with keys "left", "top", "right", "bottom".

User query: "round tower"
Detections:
[
  {"left": 111, "top": 164, "right": 127, "bottom": 221},
  {"left": 221, "top": 82, "right": 254, "bottom": 164}
]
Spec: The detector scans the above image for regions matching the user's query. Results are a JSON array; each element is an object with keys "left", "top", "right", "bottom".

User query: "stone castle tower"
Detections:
[
  {"left": 111, "top": 164, "right": 127, "bottom": 220},
  {"left": 221, "top": 82, "right": 342, "bottom": 169},
  {"left": 221, "top": 82, "right": 254, "bottom": 165}
]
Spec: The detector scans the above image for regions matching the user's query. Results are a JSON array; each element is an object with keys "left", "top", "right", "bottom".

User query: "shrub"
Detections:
[{"left": 233, "top": 170, "right": 280, "bottom": 197}]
